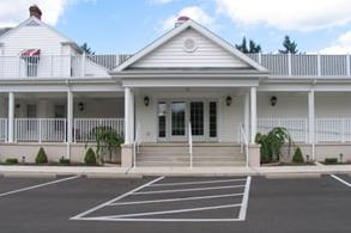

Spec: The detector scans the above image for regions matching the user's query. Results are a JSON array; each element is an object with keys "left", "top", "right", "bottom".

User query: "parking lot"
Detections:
[{"left": 0, "top": 174, "right": 350, "bottom": 233}]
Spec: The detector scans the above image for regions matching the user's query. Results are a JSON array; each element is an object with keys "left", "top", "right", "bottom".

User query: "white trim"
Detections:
[
  {"left": 109, "top": 193, "right": 244, "bottom": 206},
  {"left": 70, "top": 176, "right": 164, "bottom": 220},
  {"left": 132, "top": 184, "right": 245, "bottom": 195},
  {"left": 114, "top": 20, "right": 267, "bottom": 73},
  {"left": 0, "top": 176, "right": 80, "bottom": 198}
]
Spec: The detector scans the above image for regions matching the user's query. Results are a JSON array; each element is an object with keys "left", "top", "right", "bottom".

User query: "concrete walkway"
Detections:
[{"left": 0, "top": 163, "right": 351, "bottom": 178}]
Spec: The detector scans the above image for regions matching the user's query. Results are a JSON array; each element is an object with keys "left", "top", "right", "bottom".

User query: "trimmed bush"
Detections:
[
  {"left": 324, "top": 157, "right": 338, "bottom": 164},
  {"left": 35, "top": 147, "right": 48, "bottom": 164},
  {"left": 59, "top": 156, "right": 70, "bottom": 165},
  {"left": 84, "top": 148, "right": 97, "bottom": 165},
  {"left": 5, "top": 158, "right": 18, "bottom": 164},
  {"left": 292, "top": 147, "right": 304, "bottom": 163}
]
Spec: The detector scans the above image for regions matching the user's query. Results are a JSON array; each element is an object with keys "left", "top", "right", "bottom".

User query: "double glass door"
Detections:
[{"left": 158, "top": 100, "right": 217, "bottom": 141}]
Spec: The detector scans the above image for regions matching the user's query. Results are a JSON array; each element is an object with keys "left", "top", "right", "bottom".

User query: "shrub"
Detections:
[
  {"left": 35, "top": 147, "right": 48, "bottom": 164},
  {"left": 59, "top": 156, "right": 70, "bottom": 165},
  {"left": 292, "top": 147, "right": 304, "bottom": 163},
  {"left": 324, "top": 158, "right": 338, "bottom": 164},
  {"left": 84, "top": 148, "right": 97, "bottom": 165},
  {"left": 5, "top": 158, "right": 18, "bottom": 164}
]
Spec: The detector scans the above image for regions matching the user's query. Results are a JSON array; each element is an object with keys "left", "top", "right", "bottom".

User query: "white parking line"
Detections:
[
  {"left": 71, "top": 176, "right": 252, "bottom": 222},
  {"left": 70, "top": 176, "right": 164, "bottom": 220},
  {"left": 330, "top": 174, "right": 351, "bottom": 188},
  {"left": 96, "top": 203, "right": 242, "bottom": 219},
  {"left": 132, "top": 185, "right": 245, "bottom": 195},
  {"left": 0, "top": 175, "right": 80, "bottom": 198},
  {"left": 109, "top": 193, "right": 244, "bottom": 206},
  {"left": 150, "top": 178, "right": 247, "bottom": 187},
  {"left": 238, "top": 176, "right": 251, "bottom": 220}
]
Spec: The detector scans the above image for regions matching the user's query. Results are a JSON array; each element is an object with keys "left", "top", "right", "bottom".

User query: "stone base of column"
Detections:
[
  {"left": 248, "top": 144, "right": 261, "bottom": 167},
  {"left": 121, "top": 144, "right": 133, "bottom": 168}
]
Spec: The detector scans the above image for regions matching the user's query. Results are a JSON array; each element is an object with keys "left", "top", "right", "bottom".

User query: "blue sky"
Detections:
[{"left": 2, "top": 0, "right": 351, "bottom": 54}]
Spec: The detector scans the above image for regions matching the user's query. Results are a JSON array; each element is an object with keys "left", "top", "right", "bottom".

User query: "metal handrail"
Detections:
[
  {"left": 240, "top": 124, "right": 249, "bottom": 167},
  {"left": 188, "top": 121, "right": 193, "bottom": 168}
]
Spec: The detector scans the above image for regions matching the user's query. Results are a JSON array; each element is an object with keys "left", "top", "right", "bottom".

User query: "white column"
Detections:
[
  {"left": 67, "top": 91, "right": 73, "bottom": 143},
  {"left": 244, "top": 91, "right": 250, "bottom": 139},
  {"left": 8, "top": 92, "right": 14, "bottom": 143},
  {"left": 250, "top": 87, "right": 257, "bottom": 144},
  {"left": 124, "top": 87, "right": 134, "bottom": 144},
  {"left": 308, "top": 90, "right": 315, "bottom": 159}
]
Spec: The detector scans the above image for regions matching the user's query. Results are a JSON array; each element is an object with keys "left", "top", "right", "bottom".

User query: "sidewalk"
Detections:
[{"left": 0, "top": 164, "right": 351, "bottom": 178}]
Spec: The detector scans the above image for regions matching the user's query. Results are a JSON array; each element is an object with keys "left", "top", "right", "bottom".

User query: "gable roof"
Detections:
[
  {"left": 0, "top": 28, "right": 12, "bottom": 37},
  {"left": 0, "top": 17, "right": 82, "bottom": 52},
  {"left": 114, "top": 19, "right": 268, "bottom": 73}
]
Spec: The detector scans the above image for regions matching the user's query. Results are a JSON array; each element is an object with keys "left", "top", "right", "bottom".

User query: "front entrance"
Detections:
[{"left": 157, "top": 100, "right": 217, "bottom": 142}]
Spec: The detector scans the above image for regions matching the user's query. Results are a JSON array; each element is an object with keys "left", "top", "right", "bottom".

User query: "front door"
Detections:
[{"left": 157, "top": 100, "right": 217, "bottom": 142}]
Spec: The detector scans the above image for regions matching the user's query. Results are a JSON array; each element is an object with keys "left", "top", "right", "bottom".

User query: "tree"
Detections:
[
  {"left": 279, "top": 35, "right": 298, "bottom": 54},
  {"left": 80, "top": 42, "right": 95, "bottom": 55},
  {"left": 236, "top": 37, "right": 262, "bottom": 53}
]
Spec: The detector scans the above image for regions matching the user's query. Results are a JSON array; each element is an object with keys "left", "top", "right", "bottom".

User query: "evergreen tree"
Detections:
[
  {"left": 279, "top": 35, "right": 298, "bottom": 54},
  {"left": 236, "top": 37, "right": 262, "bottom": 53},
  {"left": 80, "top": 42, "right": 95, "bottom": 55}
]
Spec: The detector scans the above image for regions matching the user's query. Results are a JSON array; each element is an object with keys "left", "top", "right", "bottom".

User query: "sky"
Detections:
[{"left": 1, "top": 0, "right": 351, "bottom": 54}]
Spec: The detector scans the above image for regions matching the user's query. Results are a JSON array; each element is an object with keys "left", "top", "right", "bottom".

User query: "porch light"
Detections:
[
  {"left": 270, "top": 96, "right": 277, "bottom": 106},
  {"left": 78, "top": 102, "right": 84, "bottom": 111},
  {"left": 144, "top": 96, "right": 150, "bottom": 106},
  {"left": 225, "top": 96, "right": 232, "bottom": 106}
]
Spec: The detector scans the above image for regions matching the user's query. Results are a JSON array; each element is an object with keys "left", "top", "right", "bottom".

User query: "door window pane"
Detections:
[
  {"left": 190, "top": 102, "right": 204, "bottom": 136},
  {"left": 171, "top": 102, "right": 185, "bottom": 136},
  {"left": 209, "top": 102, "right": 217, "bottom": 137},
  {"left": 158, "top": 102, "right": 167, "bottom": 138}
]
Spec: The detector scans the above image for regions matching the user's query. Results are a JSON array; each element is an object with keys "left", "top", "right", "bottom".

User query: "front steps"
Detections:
[{"left": 135, "top": 143, "right": 246, "bottom": 167}]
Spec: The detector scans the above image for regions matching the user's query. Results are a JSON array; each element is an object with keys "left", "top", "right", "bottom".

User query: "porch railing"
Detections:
[
  {"left": 316, "top": 118, "right": 351, "bottom": 142},
  {"left": 73, "top": 118, "right": 124, "bottom": 142},
  {"left": 257, "top": 118, "right": 308, "bottom": 142},
  {"left": 15, "top": 118, "right": 66, "bottom": 142},
  {"left": 0, "top": 118, "right": 7, "bottom": 141}
]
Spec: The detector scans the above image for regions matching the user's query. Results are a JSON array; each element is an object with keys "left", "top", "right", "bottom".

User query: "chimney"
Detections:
[
  {"left": 29, "top": 5, "right": 42, "bottom": 20},
  {"left": 175, "top": 16, "right": 190, "bottom": 27}
]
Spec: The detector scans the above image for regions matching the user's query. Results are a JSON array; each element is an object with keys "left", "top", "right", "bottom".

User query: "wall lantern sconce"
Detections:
[
  {"left": 225, "top": 96, "right": 232, "bottom": 106},
  {"left": 144, "top": 96, "right": 150, "bottom": 106},
  {"left": 270, "top": 96, "right": 277, "bottom": 106},
  {"left": 78, "top": 102, "right": 84, "bottom": 111},
  {"left": 15, "top": 104, "right": 21, "bottom": 109}
]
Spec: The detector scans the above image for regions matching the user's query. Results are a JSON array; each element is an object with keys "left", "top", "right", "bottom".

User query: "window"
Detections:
[
  {"left": 25, "top": 56, "right": 39, "bottom": 77},
  {"left": 171, "top": 102, "right": 186, "bottom": 136},
  {"left": 158, "top": 102, "right": 167, "bottom": 138},
  {"left": 190, "top": 102, "right": 204, "bottom": 136}
]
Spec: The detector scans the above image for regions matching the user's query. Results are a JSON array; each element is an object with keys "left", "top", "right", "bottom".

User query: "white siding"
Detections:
[
  {"left": 0, "top": 20, "right": 69, "bottom": 56},
  {"left": 132, "top": 28, "right": 250, "bottom": 68}
]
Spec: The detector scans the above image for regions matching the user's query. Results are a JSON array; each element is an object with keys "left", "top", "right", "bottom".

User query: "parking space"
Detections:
[
  {"left": 0, "top": 174, "right": 349, "bottom": 233},
  {"left": 71, "top": 176, "right": 251, "bottom": 222}
]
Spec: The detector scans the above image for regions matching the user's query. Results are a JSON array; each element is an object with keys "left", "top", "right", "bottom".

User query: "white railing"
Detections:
[
  {"left": 316, "top": 118, "right": 351, "bottom": 143},
  {"left": 257, "top": 118, "right": 308, "bottom": 142},
  {"left": 15, "top": 118, "right": 66, "bottom": 142},
  {"left": 188, "top": 121, "right": 193, "bottom": 168},
  {"left": 0, "top": 118, "right": 7, "bottom": 141},
  {"left": 74, "top": 118, "right": 124, "bottom": 142},
  {"left": 248, "top": 53, "right": 351, "bottom": 77},
  {"left": 86, "top": 54, "right": 132, "bottom": 70},
  {"left": 240, "top": 124, "right": 249, "bottom": 167}
]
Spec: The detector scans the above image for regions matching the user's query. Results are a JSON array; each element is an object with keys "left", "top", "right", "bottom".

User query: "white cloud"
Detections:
[
  {"left": 151, "top": 0, "right": 176, "bottom": 4},
  {"left": 159, "top": 6, "right": 214, "bottom": 32},
  {"left": 0, "top": 0, "right": 93, "bottom": 28},
  {"left": 320, "top": 31, "right": 351, "bottom": 54},
  {"left": 215, "top": 0, "right": 351, "bottom": 31}
]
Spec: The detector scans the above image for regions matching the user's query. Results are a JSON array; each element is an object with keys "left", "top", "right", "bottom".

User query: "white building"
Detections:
[{"left": 1, "top": 6, "right": 351, "bottom": 167}]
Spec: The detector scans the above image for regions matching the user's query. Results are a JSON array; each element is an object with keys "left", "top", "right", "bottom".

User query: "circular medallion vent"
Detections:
[{"left": 183, "top": 38, "right": 197, "bottom": 52}]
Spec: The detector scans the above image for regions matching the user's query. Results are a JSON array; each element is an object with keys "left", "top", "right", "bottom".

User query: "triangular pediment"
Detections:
[{"left": 115, "top": 20, "right": 267, "bottom": 73}]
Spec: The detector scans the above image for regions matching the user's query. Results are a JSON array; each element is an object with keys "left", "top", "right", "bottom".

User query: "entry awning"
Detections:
[{"left": 20, "top": 49, "right": 40, "bottom": 57}]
